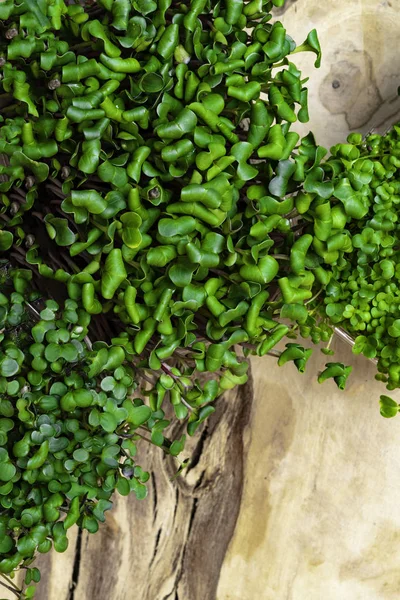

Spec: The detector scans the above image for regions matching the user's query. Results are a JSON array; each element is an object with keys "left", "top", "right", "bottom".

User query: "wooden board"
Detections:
[
  {"left": 217, "top": 341, "right": 400, "bottom": 600},
  {"left": 2, "top": 1, "right": 400, "bottom": 599},
  {"left": 7, "top": 338, "right": 400, "bottom": 600},
  {"left": 5, "top": 380, "right": 254, "bottom": 600},
  {"left": 277, "top": 0, "right": 400, "bottom": 148}
]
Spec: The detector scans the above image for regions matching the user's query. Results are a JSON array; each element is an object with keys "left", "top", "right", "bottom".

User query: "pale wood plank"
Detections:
[
  {"left": 217, "top": 339, "right": 400, "bottom": 600},
  {"left": 279, "top": 0, "right": 400, "bottom": 147}
]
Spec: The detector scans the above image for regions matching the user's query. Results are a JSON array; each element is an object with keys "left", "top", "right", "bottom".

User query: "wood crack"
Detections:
[
  {"left": 186, "top": 426, "right": 208, "bottom": 473},
  {"left": 187, "top": 498, "right": 198, "bottom": 538},
  {"left": 193, "top": 469, "right": 206, "bottom": 492},
  {"left": 172, "top": 486, "right": 179, "bottom": 522},
  {"left": 36, "top": 375, "right": 254, "bottom": 600},
  {"left": 149, "top": 528, "right": 162, "bottom": 569},
  {"left": 151, "top": 472, "right": 158, "bottom": 524},
  {"left": 68, "top": 527, "right": 83, "bottom": 600}
]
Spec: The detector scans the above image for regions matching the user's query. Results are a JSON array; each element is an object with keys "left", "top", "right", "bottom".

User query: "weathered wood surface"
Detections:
[
  {"left": 7, "top": 380, "right": 253, "bottom": 600},
  {"left": 8, "top": 339, "right": 400, "bottom": 600},
  {"left": 3, "top": 1, "right": 400, "bottom": 599},
  {"left": 218, "top": 342, "right": 400, "bottom": 600},
  {"left": 278, "top": 0, "right": 400, "bottom": 147}
]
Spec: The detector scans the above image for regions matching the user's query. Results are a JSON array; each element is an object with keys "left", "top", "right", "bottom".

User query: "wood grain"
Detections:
[
  {"left": 279, "top": 0, "right": 400, "bottom": 147},
  {"left": 3, "top": 381, "right": 252, "bottom": 600},
  {"left": 70, "top": 379, "right": 253, "bottom": 600},
  {"left": 7, "top": 337, "right": 400, "bottom": 600},
  {"left": 2, "top": 2, "right": 400, "bottom": 599},
  {"left": 217, "top": 340, "right": 400, "bottom": 600}
]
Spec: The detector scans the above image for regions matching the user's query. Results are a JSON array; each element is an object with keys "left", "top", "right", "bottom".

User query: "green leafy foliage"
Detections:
[
  {"left": 0, "top": 0, "right": 322, "bottom": 378},
  {"left": 0, "top": 2, "right": 330, "bottom": 549},
  {"left": 1, "top": 0, "right": 397, "bottom": 595},
  {"left": 308, "top": 128, "right": 400, "bottom": 393},
  {"left": 0, "top": 270, "right": 199, "bottom": 597}
]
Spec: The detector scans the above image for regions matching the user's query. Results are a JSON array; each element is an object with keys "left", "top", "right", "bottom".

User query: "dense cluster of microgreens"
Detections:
[
  {"left": 309, "top": 128, "right": 400, "bottom": 416},
  {"left": 0, "top": 0, "right": 399, "bottom": 596},
  {"left": 0, "top": 266, "right": 153, "bottom": 598},
  {"left": 0, "top": 0, "right": 329, "bottom": 595}
]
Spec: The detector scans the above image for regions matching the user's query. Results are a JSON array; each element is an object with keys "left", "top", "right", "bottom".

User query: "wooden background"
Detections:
[{"left": 3, "top": 1, "right": 400, "bottom": 599}]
